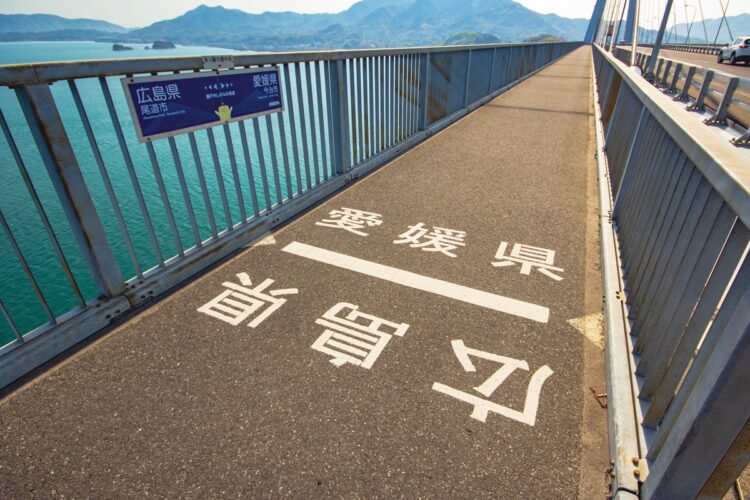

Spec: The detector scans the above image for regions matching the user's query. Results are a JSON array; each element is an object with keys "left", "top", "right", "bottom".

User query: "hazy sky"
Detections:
[{"left": 0, "top": 0, "right": 748, "bottom": 29}]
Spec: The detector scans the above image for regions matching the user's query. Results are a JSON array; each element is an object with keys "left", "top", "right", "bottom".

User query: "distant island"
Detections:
[
  {"left": 112, "top": 43, "right": 133, "bottom": 51},
  {"left": 443, "top": 32, "right": 503, "bottom": 46},
  {"left": 152, "top": 40, "right": 176, "bottom": 50}
]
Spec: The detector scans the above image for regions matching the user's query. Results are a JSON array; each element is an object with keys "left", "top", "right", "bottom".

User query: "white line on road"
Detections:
[{"left": 282, "top": 241, "right": 549, "bottom": 323}]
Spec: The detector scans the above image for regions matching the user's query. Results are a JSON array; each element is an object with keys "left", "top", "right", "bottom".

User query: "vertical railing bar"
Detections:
[
  {"left": 361, "top": 57, "right": 369, "bottom": 160},
  {"left": 0, "top": 208, "right": 56, "bottom": 323},
  {"left": 355, "top": 57, "right": 367, "bottom": 161},
  {"left": 405, "top": 54, "right": 411, "bottom": 135},
  {"left": 387, "top": 55, "right": 393, "bottom": 145},
  {"left": 372, "top": 56, "right": 383, "bottom": 154},
  {"left": 222, "top": 124, "right": 247, "bottom": 222},
  {"left": 397, "top": 55, "right": 407, "bottom": 142},
  {"left": 276, "top": 107, "right": 293, "bottom": 199},
  {"left": 304, "top": 61, "right": 321, "bottom": 186},
  {"left": 412, "top": 53, "right": 419, "bottom": 134},
  {"left": 264, "top": 115, "right": 283, "bottom": 205},
  {"left": 385, "top": 56, "right": 391, "bottom": 148},
  {"left": 237, "top": 121, "right": 261, "bottom": 217},
  {"left": 168, "top": 137, "right": 202, "bottom": 248},
  {"left": 294, "top": 62, "right": 312, "bottom": 189},
  {"left": 99, "top": 76, "right": 163, "bottom": 266},
  {"left": 67, "top": 81, "right": 141, "bottom": 280},
  {"left": 395, "top": 55, "right": 402, "bottom": 143},
  {"left": 401, "top": 54, "right": 411, "bottom": 140},
  {"left": 145, "top": 142, "right": 183, "bottom": 257},
  {"left": 402, "top": 54, "right": 411, "bottom": 135},
  {"left": 488, "top": 47, "right": 497, "bottom": 94},
  {"left": 252, "top": 119, "right": 273, "bottom": 211},
  {"left": 368, "top": 57, "right": 376, "bottom": 157},
  {"left": 390, "top": 56, "right": 398, "bottom": 146},
  {"left": 188, "top": 132, "right": 219, "bottom": 238},
  {"left": 379, "top": 56, "right": 385, "bottom": 151},
  {"left": 464, "top": 49, "right": 473, "bottom": 107},
  {"left": 0, "top": 297, "right": 23, "bottom": 343},
  {"left": 0, "top": 106, "right": 86, "bottom": 305},
  {"left": 282, "top": 64, "right": 303, "bottom": 195},
  {"left": 417, "top": 52, "right": 429, "bottom": 131},
  {"left": 324, "top": 61, "right": 337, "bottom": 177},
  {"left": 348, "top": 59, "right": 358, "bottom": 166},
  {"left": 206, "top": 128, "right": 234, "bottom": 230},
  {"left": 313, "top": 61, "right": 329, "bottom": 181}
]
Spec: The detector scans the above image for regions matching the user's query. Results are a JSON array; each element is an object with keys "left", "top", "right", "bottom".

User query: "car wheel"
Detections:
[
  {"left": 730, "top": 53, "right": 737, "bottom": 65},
  {"left": 717, "top": 53, "right": 723, "bottom": 63}
]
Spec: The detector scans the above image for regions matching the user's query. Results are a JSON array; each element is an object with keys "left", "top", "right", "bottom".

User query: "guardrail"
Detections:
[
  {"left": 0, "top": 41, "right": 582, "bottom": 387},
  {"left": 615, "top": 47, "right": 750, "bottom": 146},
  {"left": 593, "top": 44, "right": 750, "bottom": 499},
  {"left": 640, "top": 42, "right": 724, "bottom": 55}
]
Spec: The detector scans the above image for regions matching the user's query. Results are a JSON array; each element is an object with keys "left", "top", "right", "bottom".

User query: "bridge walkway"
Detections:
[{"left": 0, "top": 47, "right": 607, "bottom": 497}]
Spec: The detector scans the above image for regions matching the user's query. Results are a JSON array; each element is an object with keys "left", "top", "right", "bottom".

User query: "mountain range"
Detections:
[
  {"left": 0, "top": 0, "right": 589, "bottom": 50},
  {"left": 0, "top": 13, "right": 127, "bottom": 33},
  {"left": 1, "top": 1, "right": 748, "bottom": 52}
]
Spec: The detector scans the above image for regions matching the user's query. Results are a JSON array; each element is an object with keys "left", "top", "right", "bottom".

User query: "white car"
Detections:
[{"left": 717, "top": 36, "right": 750, "bottom": 66}]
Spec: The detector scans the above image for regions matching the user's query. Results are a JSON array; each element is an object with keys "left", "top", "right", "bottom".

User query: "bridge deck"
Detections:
[{"left": 0, "top": 47, "right": 607, "bottom": 497}]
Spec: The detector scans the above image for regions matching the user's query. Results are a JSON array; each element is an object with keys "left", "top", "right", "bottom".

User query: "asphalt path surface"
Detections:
[
  {"left": 640, "top": 47, "right": 750, "bottom": 77},
  {"left": 0, "top": 47, "right": 604, "bottom": 498}
]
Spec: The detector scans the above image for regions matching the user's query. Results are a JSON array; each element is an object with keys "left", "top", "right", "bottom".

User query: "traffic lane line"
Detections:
[{"left": 282, "top": 241, "right": 550, "bottom": 323}]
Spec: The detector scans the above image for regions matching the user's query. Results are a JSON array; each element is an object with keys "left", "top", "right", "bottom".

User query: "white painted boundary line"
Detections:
[{"left": 282, "top": 241, "right": 549, "bottom": 323}]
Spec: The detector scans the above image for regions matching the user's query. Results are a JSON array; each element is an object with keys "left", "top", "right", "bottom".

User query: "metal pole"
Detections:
[
  {"left": 608, "top": 0, "right": 628, "bottom": 51},
  {"left": 585, "top": 0, "right": 609, "bottom": 44},
  {"left": 646, "top": 0, "right": 675, "bottom": 80},
  {"left": 624, "top": 0, "right": 638, "bottom": 44},
  {"left": 712, "top": 0, "right": 733, "bottom": 45},
  {"left": 328, "top": 60, "right": 350, "bottom": 175},
  {"left": 630, "top": 0, "right": 641, "bottom": 66},
  {"left": 697, "top": 0, "right": 708, "bottom": 45},
  {"left": 684, "top": 4, "right": 696, "bottom": 43}
]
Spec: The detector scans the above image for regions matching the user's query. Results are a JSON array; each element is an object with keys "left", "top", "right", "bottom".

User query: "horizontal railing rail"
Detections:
[
  {"left": 593, "top": 43, "right": 750, "bottom": 499},
  {"left": 0, "top": 41, "right": 582, "bottom": 387},
  {"left": 639, "top": 42, "right": 724, "bottom": 56},
  {"left": 613, "top": 46, "right": 750, "bottom": 146}
]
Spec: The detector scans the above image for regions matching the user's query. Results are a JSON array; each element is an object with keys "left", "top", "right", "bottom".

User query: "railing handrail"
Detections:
[
  {"left": 0, "top": 41, "right": 582, "bottom": 86},
  {"left": 615, "top": 46, "right": 750, "bottom": 145}
]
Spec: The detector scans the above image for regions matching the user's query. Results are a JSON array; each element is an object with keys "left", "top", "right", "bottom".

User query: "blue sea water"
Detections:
[{"left": 0, "top": 42, "right": 331, "bottom": 345}]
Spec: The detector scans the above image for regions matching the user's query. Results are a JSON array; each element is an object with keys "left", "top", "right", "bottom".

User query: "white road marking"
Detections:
[
  {"left": 282, "top": 241, "right": 549, "bottom": 323},
  {"left": 433, "top": 339, "right": 553, "bottom": 426}
]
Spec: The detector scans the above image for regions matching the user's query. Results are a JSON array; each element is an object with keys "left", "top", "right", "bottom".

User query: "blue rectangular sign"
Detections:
[{"left": 121, "top": 67, "right": 283, "bottom": 142}]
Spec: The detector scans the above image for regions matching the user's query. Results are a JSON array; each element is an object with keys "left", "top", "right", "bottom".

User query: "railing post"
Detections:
[
  {"left": 487, "top": 48, "right": 496, "bottom": 95},
  {"left": 328, "top": 60, "right": 351, "bottom": 175},
  {"left": 417, "top": 52, "right": 429, "bottom": 131},
  {"left": 705, "top": 77, "right": 739, "bottom": 125},
  {"left": 15, "top": 83, "right": 124, "bottom": 299},
  {"left": 686, "top": 70, "right": 713, "bottom": 112},
  {"left": 463, "top": 49, "right": 472, "bottom": 108}
]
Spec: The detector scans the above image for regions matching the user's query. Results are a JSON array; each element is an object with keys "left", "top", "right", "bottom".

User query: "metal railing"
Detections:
[
  {"left": 640, "top": 42, "right": 724, "bottom": 56},
  {"left": 614, "top": 46, "right": 750, "bottom": 146},
  {"left": 593, "top": 44, "right": 750, "bottom": 499},
  {"left": 0, "top": 41, "right": 582, "bottom": 387}
]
